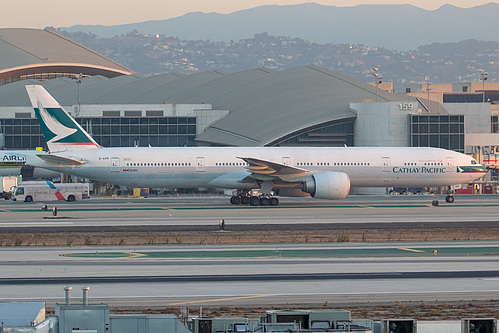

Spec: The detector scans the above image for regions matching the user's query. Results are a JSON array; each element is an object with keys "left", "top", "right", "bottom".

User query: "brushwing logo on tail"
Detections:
[
  {"left": 36, "top": 100, "right": 77, "bottom": 145},
  {"left": 27, "top": 85, "right": 100, "bottom": 153}
]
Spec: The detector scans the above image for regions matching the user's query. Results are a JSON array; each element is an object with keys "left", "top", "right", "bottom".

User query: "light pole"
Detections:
[
  {"left": 75, "top": 73, "right": 82, "bottom": 116},
  {"left": 480, "top": 70, "right": 488, "bottom": 103},
  {"left": 372, "top": 67, "right": 382, "bottom": 102},
  {"left": 425, "top": 79, "right": 432, "bottom": 113}
]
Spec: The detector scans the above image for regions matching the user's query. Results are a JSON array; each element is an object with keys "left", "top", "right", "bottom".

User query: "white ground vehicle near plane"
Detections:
[{"left": 11, "top": 181, "right": 90, "bottom": 202}]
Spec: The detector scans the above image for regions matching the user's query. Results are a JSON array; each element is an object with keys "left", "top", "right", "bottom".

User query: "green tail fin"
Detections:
[{"left": 25, "top": 85, "right": 101, "bottom": 153}]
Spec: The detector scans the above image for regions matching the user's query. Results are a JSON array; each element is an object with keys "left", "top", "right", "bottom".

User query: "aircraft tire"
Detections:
[
  {"left": 249, "top": 196, "right": 260, "bottom": 206},
  {"left": 445, "top": 195, "right": 455, "bottom": 203},
  {"left": 241, "top": 196, "right": 250, "bottom": 204},
  {"left": 232, "top": 196, "right": 241, "bottom": 204},
  {"left": 270, "top": 197, "right": 279, "bottom": 206},
  {"left": 260, "top": 197, "right": 270, "bottom": 206}
]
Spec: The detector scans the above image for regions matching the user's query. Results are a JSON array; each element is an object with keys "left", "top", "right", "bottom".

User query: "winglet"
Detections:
[{"left": 25, "top": 85, "right": 101, "bottom": 153}]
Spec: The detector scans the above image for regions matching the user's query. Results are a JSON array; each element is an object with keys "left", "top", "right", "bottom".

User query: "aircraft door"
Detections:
[
  {"left": 446, "top": 157, "right": 454, "bottom": 173},
  {"left": 382, "top": 157, "right": 391, "bottom": 172},
  {"left": 196, "top": 157, "right": 205, "bottom": 172},
  {"left": 111, "top": 157, "right": 120, "bottom": 172},
  {"left": 282, "top": 157, "right": 291, "bottom": 166}
]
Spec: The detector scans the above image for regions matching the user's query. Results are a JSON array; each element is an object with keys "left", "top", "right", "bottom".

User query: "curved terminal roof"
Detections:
[
  {"left": 192, "top": 65, "right": 387, "bottom": 146},
  {"left": 0, "top": 65, "right": 420, "bottom": 147},
  {"left": 0, "top": 28, "right": 133, "bottom": 85}
]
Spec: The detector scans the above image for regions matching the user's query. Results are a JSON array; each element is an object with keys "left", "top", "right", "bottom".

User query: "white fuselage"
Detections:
[{"left": 29, "top": 147, "right": 484, "bottom": 191}]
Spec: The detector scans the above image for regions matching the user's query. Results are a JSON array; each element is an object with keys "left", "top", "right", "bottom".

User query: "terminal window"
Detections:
[
  {"left": 275, "top": 121, "right": 354, "bottom": 147},
  {"left": 76, "top": 117, "right": 197, "bottom": 148},
  {"left": 409, "top": 115, "right": 464, "bottom": 153},
  {"left": 492, "top": 115, "right": 498, "bottom": 133},
  {"left": 1, "top": 116, "right": 197, "bottom": 149}
]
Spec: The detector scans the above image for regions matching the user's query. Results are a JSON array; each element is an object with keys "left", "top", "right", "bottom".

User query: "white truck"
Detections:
[
  {"left": 1, "top": 176, "right": 19, "bottom": 200},
  {"left": 11, "top": 181, "right": 90, "bottom": 202}
]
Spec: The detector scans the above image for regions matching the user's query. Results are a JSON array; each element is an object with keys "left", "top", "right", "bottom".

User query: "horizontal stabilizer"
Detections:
[{"left": 36, "top": 154, "right": 88, "bottom": 165}]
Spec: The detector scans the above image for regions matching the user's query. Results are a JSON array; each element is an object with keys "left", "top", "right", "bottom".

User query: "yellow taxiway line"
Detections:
[
  {"left": 166, "top": 294, "right": 272, "bottom": 305},
  {"left": 398, "top": 248, "right": 426, "bottom": 253}
]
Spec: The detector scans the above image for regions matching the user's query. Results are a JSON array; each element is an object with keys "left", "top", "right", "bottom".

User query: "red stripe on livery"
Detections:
[
  {"left": 53, "top": 142, "right": 96, "bottom": 145},
  {"left": 55, "top": 191, "right": 65, "bottom": 200}
]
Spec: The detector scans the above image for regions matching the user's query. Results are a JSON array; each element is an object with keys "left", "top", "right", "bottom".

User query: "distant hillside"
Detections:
[
  {"left": 58, "top": 30, "right": 499, "bottom": 93},
  {"left": 60, "top": 2, "right": 499, "bottom": 50}
]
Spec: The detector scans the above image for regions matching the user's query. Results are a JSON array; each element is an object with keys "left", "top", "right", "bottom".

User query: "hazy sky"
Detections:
[{"left": 3, "top": 0, "right": 497, "bottom": 29}]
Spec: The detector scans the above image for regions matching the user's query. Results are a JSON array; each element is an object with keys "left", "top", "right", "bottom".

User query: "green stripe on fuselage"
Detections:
[{"left": 457, "top": 165, "right": 487, "bottom": 173}]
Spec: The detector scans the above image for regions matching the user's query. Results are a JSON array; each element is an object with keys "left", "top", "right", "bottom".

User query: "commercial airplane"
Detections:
[
  {"left": 0, "top": 150, "right": 59, "bottom": 179},
  {"left": 25, "top": 85, "right": 486, "bottom": 206}
]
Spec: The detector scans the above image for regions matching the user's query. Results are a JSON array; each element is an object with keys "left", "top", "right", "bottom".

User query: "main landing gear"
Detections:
[
  {"left": 445, "top": 187, "right": 455, "bottom": 203},
  {"left": 230, "top": 195, "right": 279, "bottom": 206}
]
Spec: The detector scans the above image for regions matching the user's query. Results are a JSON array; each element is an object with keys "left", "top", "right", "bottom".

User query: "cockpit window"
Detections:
[{"left": 471, "top": 160, "right": 477, "bottom": 165}]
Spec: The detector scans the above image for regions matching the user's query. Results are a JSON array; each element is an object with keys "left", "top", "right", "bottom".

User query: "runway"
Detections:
[
  {"left": 0, "top": 194, "right": 499, "bottom": 230},
  {"left": 1, "top": 242, "right": 499, "bottom": 307},
  {"left": 1, "top": 194, "right": 498, "bottom": 307}
]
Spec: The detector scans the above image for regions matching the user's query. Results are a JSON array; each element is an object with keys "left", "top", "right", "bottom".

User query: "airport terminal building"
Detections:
[{"left": 1, "top": 28, "right": 498, "bottom": 184}]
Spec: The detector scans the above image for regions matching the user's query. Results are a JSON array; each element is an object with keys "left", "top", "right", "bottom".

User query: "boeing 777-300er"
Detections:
[{"left": 25, "top": 85, "right": 486, "bottom": 206}]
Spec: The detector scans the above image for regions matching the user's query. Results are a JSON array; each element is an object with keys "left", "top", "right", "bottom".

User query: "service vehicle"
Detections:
[{"left": 11, "top": 181, "right": 90, "bottom": 202}]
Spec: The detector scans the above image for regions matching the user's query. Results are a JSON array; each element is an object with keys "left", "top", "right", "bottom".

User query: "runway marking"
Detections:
[
  {"left": 61, "top": 246, "right": 499, "bottom": 259},
  {"left": 5, "top": 202, "right": 499, "bottom": 214},
  {"left": 398, "top": 248, "right": 426, "bottom": 253},
  {"left": 62, "top": 252, "right": 149, "bottom": 258},
  {"left": 165, "top": 294, "right": 272, "bottom": 305},
  {"left": 0, "top": 222, "right": 75, "bottom": 225}
]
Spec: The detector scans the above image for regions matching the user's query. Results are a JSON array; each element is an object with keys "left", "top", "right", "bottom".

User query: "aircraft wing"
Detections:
[
  {"left": 237, "top": 156, "right": 310, "bottom": 181},
  {"left": 36, "top": 154, "right": 88, "bottom": 165}
]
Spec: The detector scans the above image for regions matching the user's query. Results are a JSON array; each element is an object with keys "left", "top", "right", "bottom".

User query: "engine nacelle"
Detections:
[
  {"left": 302, "top": 172, "right": 350, "bottom": 200},
  {"left": 275, "top": 188, "right": 311, "bottom": 197}
]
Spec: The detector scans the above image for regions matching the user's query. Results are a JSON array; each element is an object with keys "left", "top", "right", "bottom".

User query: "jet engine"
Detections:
[
  {"left": 274, "top": 188, "right": 311, "bottom": 197},
  {"left": 302, "top": 172, "right": 350, "bottom": 200}
]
